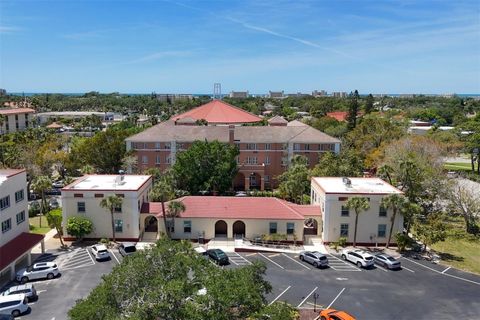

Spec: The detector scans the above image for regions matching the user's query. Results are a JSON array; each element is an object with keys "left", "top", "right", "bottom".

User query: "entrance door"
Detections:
[
  {"left": 214, "top": 220, "right": 228, "bottom": 237},
  {"left": 232, "top": 220, "right": 246, "bottom": 239}
]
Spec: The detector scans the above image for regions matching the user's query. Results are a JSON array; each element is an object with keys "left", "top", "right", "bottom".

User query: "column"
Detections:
[
  {"left": 9, "top": 264, "right": 15, "bottom": 281},
  {"left": 27, "top": 253, "right": 32, "bottom": 265},
  {"left": 41, "top": 239, "right": 45, "bottom": 254},
  {"left": 260, "top": 176, "right": 265, "bottom": 191},
  {"left": 244, "top": 176, "right": 250, "bottom": 191}
]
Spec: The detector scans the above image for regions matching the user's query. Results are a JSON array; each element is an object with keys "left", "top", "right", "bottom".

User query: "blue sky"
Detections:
[{"left": 1, "top": 0, "right": 479, "bottom": 94}]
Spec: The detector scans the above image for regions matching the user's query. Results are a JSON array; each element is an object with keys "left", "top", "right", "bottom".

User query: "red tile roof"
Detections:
[
  {"left": 141, "top": 196, "right": 320, "bottom": 220},
  {"left": 326, "top": 111, "right": 349, "bottom": 122},
  {"left": 171, "top": 100, "right": 262, "bottom": 124},
  {"left": 0, "top": 233, "right": 44, "bottom": 271},
  {"left": 0, "top": 108, "right": 35, "bottom": 116}
]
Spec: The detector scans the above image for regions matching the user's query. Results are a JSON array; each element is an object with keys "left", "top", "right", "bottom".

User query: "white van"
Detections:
[{"left": 0, "top": 293, "right": 30, "bottom": 317}]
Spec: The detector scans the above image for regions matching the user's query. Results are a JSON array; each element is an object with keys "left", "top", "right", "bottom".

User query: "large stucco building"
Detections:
[
  {"left": 126, "top": 100, "right": 340, "bottom": 190},
  {"left": 0, "top": 107, "right": 35, "bottom": 134},
  {"left": 61, "top": 174, "right": 153, "bottom": 241},
  {"left": 311, "top": 177, "right": 404, "bottom": 245},
  {"left": 0, "top": 169, "right": 44, "bottom": 281}
]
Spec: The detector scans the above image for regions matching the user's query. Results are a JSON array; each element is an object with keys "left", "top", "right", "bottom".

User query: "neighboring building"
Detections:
[
  {"left": 332, "top": 92, "right": 348, "bottom": 98},
  {"left": 310, "top": 177, "right": 403, "bottom": 245},
  {"left": 0, "top": 108, "right": 35, "bottom": 134},
  {"left": 61, "top": 174, "right": 153, "bottom": 241},
  {"left": 126, "top": 101, "right": 341, "bottom": 190},
  {"left": 156, "top": 94, "right": 193, "bottom": 103},
  {"left": 229, "top": 91, "right": 249, "bottom": 98},
  {"left": 36, "top": 111, "right": 117, "bottom": 125},
  {"left": 0, "top": 169, "right": 44, "bottom": 281},
  {"left": 141, "top": 196, "right": 319, "bottom": 242},
  {"left": 408, "top": 126, "right": 455, "bottom": 135},
  {"left": 268, "top": 91, "right": 285, "bottom": 99},
  {"left": 0, "top": 89, "right": 6, "bottom": 96},
  {"left": 312, "top": 90, "right": 327, "bottom": 97},
  {"left": 286, "top": 92, "right": 310, "bottom": 98}
]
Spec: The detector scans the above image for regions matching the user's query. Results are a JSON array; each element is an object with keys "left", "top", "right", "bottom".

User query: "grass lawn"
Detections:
[
  {"left": 430, "top": 216, "right": 480, "bottom": 274},
  {"left": 29, "top": 216, "right": 52, "bottom": 235},
  {"left": 443, "top": 162, "right": 476, "bottom": 172}
]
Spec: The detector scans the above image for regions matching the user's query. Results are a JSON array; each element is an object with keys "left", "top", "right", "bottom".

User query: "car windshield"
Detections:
[
  {"left": 387, "top": 257, "right": 396, "bottom": 261},
  {"left": 98, "top": 250, "right": 108, "bottom": 254},
  {"left": 124, "top": 246, "right": 136, "bottom": 253},
  {"left": 216, "top": 251, "right": 226, "bottom": 258},
  {"left": 319, "top": 256, "right": 327, "bottom": 260},
  {"left": 365, "top": 256, "right": 373, "bottom": 260}
]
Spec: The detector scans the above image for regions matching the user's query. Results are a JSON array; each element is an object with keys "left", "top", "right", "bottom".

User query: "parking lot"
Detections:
[
  {"left": 4, "top": 247, "right": 480, "bottom": 320},
  {"left": 9, "top": 245, "right": 122, "bottom": 320},
  {"left": 226, "top": 251, "right": 480, "bottom": 319}
]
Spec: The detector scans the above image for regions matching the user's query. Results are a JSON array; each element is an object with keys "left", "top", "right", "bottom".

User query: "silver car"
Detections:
[
  {"left": 118, "top": 242, "right": 137, "bottom": 257},
  {"left": 374, "top": 253, "right": 401, "bottom": 270},
  {"left": 1, "top": 284, "right": 37, "bottom": 302},
  {"left": 16, "top": 262, "right": 59, "bottom": 283},
  {"left": 299, "top": 251, "right": 329, "bottom": 268},
  {"left": 91, "top": 244, "right": 110, "bottom": 261},
  {"left": 0, "top": 294, "right": 29, "bottom": 317}
]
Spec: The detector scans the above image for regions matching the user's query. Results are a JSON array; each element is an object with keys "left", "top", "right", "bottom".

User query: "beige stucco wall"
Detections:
[
  {"left": 62, "top": 180, "right": 152, "bottom": 240},
  {"left": 311, "top": 184, "right": 404, "bottom": 244}
]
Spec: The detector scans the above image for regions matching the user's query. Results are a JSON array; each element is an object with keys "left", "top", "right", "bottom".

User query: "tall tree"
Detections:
[
  {"left": 364, "top": 93, "right": 374, "bottom": 114},
  {"left": 167, "top": 201, "right": 186, "bottom": 235},
  {"left": 173, "top": 140, "right": 239, "bottom": 194},
  {"left": 447, "top": 180, "right": 480, "bottom": 234},
  {"left": 31, "top": 175, "right": 52, "bottom": 227},
  {"left": 46, "top": 208, "right": 65, "bottom": 246},
  {"left": 414, "top": 213, "right": 447, "bottom": 252},
  {"left": 345, "top": 196, "right": 370, "bottom": 247},
  {"left": 311, "top": 149, "right": 364, "bottom": 177},
  {"left": 381, "top": 194, "right": 408, "bottom": 248},
  {"left": 278, "top": 155, "right": 310, "bottom": 204},
  {"left": 99, "top": 195, "right": 124, "bottom": 242},
  {"left": 149, "top": 178, "right": 175, "bottom": 238},
  {"left": 346, "top": 90, "right": 360, "bottom": 130}
]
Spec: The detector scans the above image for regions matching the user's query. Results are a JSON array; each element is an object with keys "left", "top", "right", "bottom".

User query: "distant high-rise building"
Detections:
[
  {"left": 268, "top": 91, "right": 284, "bottom": 98},
  {"left": 332, "top": 92, "right": 348, "bottom": 98},
  {"left": 155, "top": 94, "right": 193, "bottom": 103},
  {"left": 229, "top": 91, "right": 249, "bottom": 98},
  {"left": 312, "top": 90, "right": 327, "bottom": 97}
]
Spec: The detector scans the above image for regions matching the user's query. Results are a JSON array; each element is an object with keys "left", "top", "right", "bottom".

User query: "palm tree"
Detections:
[
  {"left": 149, "top": 179, "right": 175, "bottom": 238},
  {"left": 0, "top": 114, "right": 6, "bottom": 134},
  {"left": 345, "top": 197, "right": 370, "bottom": 247},
  {"left": 167, "top": 200, "right": 186, "bottom": 235},
  {"left": 100, "top": 195, "right": 123, "bottom": 242},
  {"left": 31, "top": 176, "right": 52, "bottom": 228},
  {"left": 381, "top": 194, "right": 408, "bottom": 248}
]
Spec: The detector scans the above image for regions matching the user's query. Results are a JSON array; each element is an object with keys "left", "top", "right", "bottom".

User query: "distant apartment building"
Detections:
[
  {"left": 332, "top": 92, "right": 348, "bottom": 98},
  {"left": 61, "top": 174, "right": 153, "bottom": 241},
  {"left": 126, "top": 100, "right": 341, "bottom": 190},
  {"left": 268, "top": 91, "right": 285, "bottom": 99},
  {"left": 36, "top": 111, "right": 115, "bottom": 125},
  {"left": 286, "top": 92, "right": 310, "bottom": 98},
  {"left": 229, "top": 91, "right": 249, "bottom": 98},
  {"left": 0, "top": 89, "right": 6, "bottom": 96},
  {"left": 0, "top": 169, "right": 44, "bottom": 281},
  {"left": 312, "top": 90, "right": 327, "bottom": 97},
  {"left": 0, "top": 107, "right": 35, "bottom": 134},
  {"left": 155, "top": 94, "right": 193, "bottom": 103},
  {"left": 310, "top": 177, "right": 403, "bottom": 245}
]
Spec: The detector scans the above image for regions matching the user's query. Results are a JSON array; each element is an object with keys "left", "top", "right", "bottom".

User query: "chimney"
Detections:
[{"left": 229, "top": 125, "right": 235, "bottom": 144}]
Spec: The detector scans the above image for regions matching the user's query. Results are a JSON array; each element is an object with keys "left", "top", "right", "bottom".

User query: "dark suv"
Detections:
[{"left": 206, "top": 249, "right": 229, "bottom": 266}]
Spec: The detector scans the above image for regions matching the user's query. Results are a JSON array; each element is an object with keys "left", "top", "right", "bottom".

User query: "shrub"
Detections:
[
  {"left": 338, "top": 237, "right": 348, "bottom": 247},
  {"left": 395, "top": 232, "right": 413, "bottom": 252},
  {"left": 66, "top": 216, "right": 93, "bottom": 240}
]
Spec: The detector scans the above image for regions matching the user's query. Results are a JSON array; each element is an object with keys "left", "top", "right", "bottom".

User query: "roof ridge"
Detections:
[{"left": 274, "top": 197, "right": 305, "bottom": 219}]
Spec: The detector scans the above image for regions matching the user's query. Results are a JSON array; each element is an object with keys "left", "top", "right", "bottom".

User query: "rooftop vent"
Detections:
[{"left": 342, "top": 177, "right": 352, "bottom": 188}]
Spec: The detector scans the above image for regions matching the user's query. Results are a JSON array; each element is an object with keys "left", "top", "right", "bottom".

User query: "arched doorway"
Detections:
[
  {"left": 232, "top": 220, "right": 246, "bottom": 239},
  {"left": 233, "top": 172, "right": 245, "bottom": 191},
  {"left": 304, "top": 218, "right": 318, "bottom": 235},
  {"left": 215, "top": 220, "right": 228, "bottom": 237},
  {"left": 249, "top": 172, "right": 261, "bottom": 190},
  {"left": 144, "top": 216, "right": 158, "bottom": 233}
]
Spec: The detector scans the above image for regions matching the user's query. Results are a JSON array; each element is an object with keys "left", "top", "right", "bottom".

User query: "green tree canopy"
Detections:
[
  {"left": 173, "top": 140, "right": 239, "bottom": 194},
  {"left": 346, "top": 90, "right": 359, "bottom": 130},
  {"left": 381, "top": 194, "right": 408, "bottom": 248},
  {"left": 278, "top": 155, "right": 311, "bottom": 204},
  {"left": 66, "top": 216, "right": 93, "bottom": 240},
  {"left": 311, "top": 149, "right": 364, "bottom": 177},
  {"left": 46, "top": 208, "right": 64, "bottom": 246},
  {"left": 68, "top": 238, "right": 296, "bottom": 320}
]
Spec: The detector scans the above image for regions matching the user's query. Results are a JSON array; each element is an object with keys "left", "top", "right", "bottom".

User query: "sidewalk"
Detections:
[{"left": 32, "top": 228, "right": 63, "bottom": 254}]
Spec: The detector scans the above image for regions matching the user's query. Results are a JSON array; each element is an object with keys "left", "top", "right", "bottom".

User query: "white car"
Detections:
[
  {"left": 16, "top": 262, "right": 59, "bottom": 283},
  {"left": 0, "top": 293, "right": 30, "bottom": 317},
  {"left": 91, "top": 244, "right": 110, "bottom": 261},
  {"left": 341, "top": 249, "right": 374, "bottom": 268}
]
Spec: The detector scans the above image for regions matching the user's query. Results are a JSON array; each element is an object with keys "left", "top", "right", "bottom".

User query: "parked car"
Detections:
[
  {"left": 51, "top": 181, "right": 64, "bottom": 188},
  {"left": 48, "top": 198, "right": 59, "bottom": 209},
  {"left": 235, "top": 191, "right": 247, "bottom": 197},
  {"left": 374, "top": 253, "right": 401, "bottom": 270},
  {"left": 341, "top": 249, "right": 374, "bottom": 268},
  {"left": 0, "top": 294, "right": 30, "bottom": 317},
  {"left": 319, "top": 308, "right": 356, "bottom": 320},
  {"left": 0, "top": 284, "right": 37, "bottom": 302},
  {"left": 91, "top": 244, "right": 110, "bottom": 261},
  {"left": 45, "top": 189, "right": 61, "bottom": 196},
  {"left": 206, "top": 249, "right": 229, "bottom": 266},
  {"left": 118, "top": 242, "right": 137, "bottom": 257},
  {"left": 299, "top": 251, "right": 329, "bottom": 268},
  {"left": 16, "top": 262, "right": 59, "bottom": 283}
]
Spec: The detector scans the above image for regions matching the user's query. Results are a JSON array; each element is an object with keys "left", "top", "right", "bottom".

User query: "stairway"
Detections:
[{"left": 142, "top": 232, "right": 158, "bottom": 242}]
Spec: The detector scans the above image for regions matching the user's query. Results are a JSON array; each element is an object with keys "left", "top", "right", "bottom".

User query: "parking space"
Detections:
[
  {"left": 226, "top": 252, "right": 252, "bottom": 266},
  {"left": 327, "top": 254, "right": 362, "bottom": 272}
]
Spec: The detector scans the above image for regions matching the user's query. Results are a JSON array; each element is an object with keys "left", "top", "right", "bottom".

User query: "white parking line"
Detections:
[
  {"left": 376, "top": 265, "right": 389, "bottom": 272},
  {"left": 109, "top": 249, "right": 121, "bottom": 264},
  {"left": 282, "top": 253, "right": 311, "bottom": 270},
  {"left": 401, "top": 266, "right": 415, "bottom": 273},
  {"left": 86, "top": 249, "right": 96, "bottom": 265},
  {"left": 229, "top": 257, "right": 239, "bottom": 266},
  {"left": 268, "top": 286, "right": 291, "bottom": 305},
  {"left": 326, "top": 287, "right": 346, "bottom": 309},
  {"left": 328, "top": 254, "right": 362, "bottom": 271},
  {"left": 297, "top": 287, "right": 318, "bottom": 308},
  {"left": 441, "top": 266, "right": 451, "bottom": 274},
  {"left": 258, "top": 253, "right": 285, "bottom": 269},
  {"left": 234, "top": 253, "right": 252, "bottom": 265},
  {"left": 403, "top": 257, "right": 480, "bottom": 286}
]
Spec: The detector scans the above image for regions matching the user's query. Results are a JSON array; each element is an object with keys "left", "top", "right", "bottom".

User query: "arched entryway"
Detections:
[
  {"left": 232, "top": 220, "right": 246, "bottom": 239},
  {"left": 144, "top": 215, "right": 158, "bottom": 233},
  {"left": 249, "top": 172, "right": 261, "bottom": 190},
  {"left": 304, "top": 218, "right": 318, "bottom": 235},
  {"left": 215, "top": 220, "right": 228, "bottom": 237},
  {"left": 233, "top": 172, "right": 245, "bottom": 191}
]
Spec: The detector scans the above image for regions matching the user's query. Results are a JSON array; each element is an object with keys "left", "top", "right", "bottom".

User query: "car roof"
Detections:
[
  {"left": 5, "top": 284, "right": 33, "bottom": 292},
  {"left": 327, "top": 309, "right": 356, "bottom": 320},
  {"left": 207, "top": 248, "right": 224, "bottom": 253},
  {"left": 94, "top": 244, "right": 108, "bottom": 250},
  {"left": 33, "top": 262, "right": 56, "bottom": 267},
  {"left": 121, "top": 242, "right": 136, "bottom": 247},
  {"left": 0, "top": 293, "right": 26, "bottom": 302},
  {"left": 194, "top": 247, "right": 207, "bottom": 253}
]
